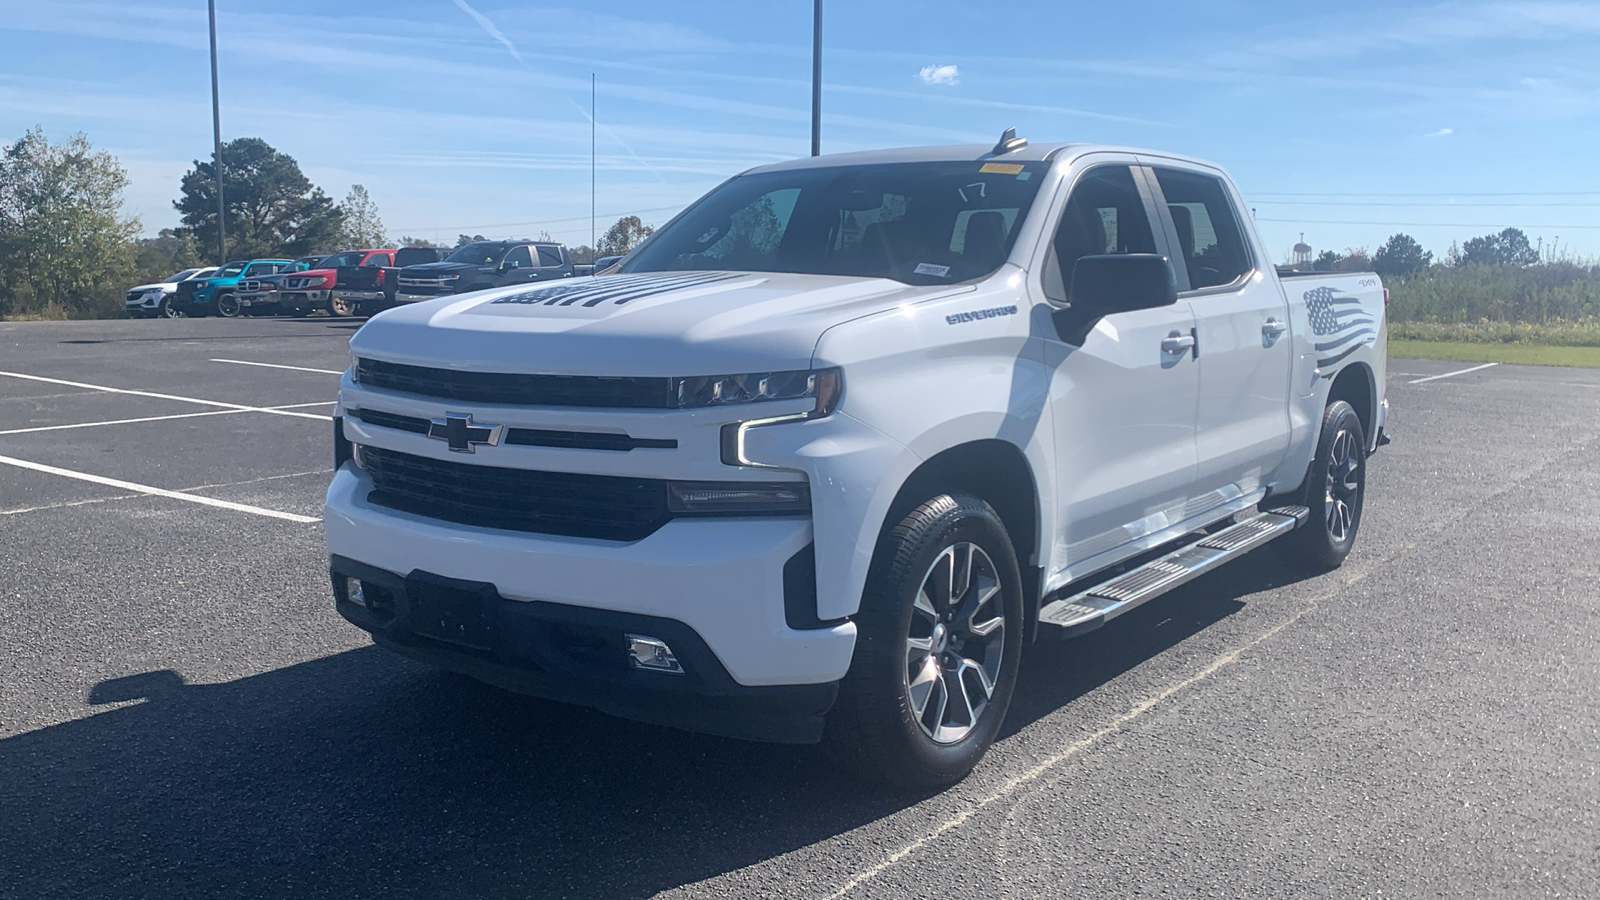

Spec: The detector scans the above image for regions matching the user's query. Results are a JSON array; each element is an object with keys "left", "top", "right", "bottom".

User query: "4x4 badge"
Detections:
[{"left": 426, "top": 413, "right": 504, "bottom": 453}]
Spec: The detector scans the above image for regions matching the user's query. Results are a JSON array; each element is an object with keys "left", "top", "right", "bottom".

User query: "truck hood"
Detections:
[{"left": 351, "top": 270, "right": 974, "bottom": 375}]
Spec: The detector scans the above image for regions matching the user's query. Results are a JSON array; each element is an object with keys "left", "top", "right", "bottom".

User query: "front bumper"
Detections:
[
  {"left": 324, "top": 466, "right": 856, "bottom": 737},
  {"left": 331, "top": 555, "right": 839, "bottom": 743}
]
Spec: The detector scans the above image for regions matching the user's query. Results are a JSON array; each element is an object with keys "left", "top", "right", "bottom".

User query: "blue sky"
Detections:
[{"left": 3, "top": 0, "right": 1598, "bottom": 261}]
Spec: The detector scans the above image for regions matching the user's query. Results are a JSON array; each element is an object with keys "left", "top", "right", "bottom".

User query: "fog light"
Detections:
[
  {"left": 626, "top": 634, "right": 683, "bottom": 674},
  {"left": 345, "top": 577, "right": 365, "bottom": 606}
]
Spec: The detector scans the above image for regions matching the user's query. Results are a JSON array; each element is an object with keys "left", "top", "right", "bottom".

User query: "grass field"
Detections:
[{"left": 1391, "top": 339, "right": 1600, "bottom": 368}]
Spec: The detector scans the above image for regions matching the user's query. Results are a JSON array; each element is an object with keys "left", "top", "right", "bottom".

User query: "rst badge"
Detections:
[{"left": 426, "top": 413, "right": 504, "bottom": 453}]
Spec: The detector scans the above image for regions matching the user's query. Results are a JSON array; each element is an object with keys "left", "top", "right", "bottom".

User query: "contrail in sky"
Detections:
[
  {"left": 453, "top": 0, "right": 523, "bottom": 63},
  {"left": 451, "top": 0, "right": 666, "bottom": 183}
]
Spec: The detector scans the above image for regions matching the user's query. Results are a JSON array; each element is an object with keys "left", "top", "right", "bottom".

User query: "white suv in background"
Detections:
[{"left": 124, "top": 267, "right": 217, "bottom": 318}]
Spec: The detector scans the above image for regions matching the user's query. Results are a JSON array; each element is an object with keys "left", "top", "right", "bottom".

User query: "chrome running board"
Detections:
[{"left": 1038, "top": 507, "right": 1309, "bottom": 637}]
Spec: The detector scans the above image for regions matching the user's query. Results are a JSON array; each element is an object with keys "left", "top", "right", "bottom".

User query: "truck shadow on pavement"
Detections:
[{"left": 0, "top": 552, "right": 1306, "bottom": 899}]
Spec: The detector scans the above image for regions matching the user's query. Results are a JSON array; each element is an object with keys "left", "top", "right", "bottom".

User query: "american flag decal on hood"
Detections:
[{"left": 1304, "top": 285, "right": 1377, "bottom": 371}]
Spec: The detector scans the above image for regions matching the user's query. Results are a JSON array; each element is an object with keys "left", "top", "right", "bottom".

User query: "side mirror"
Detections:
[
  {"left": 1069, "top": 254, "right": 1177, "bottom": 313},
  {"left": 500, "top": 259, "right": 521, "bottom": 271},
  {"left": 1052, "top": 254, "right": 1177, "bottom": 344}
]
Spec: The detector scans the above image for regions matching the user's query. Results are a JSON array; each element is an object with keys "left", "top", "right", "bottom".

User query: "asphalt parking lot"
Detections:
[{"left": 2, "top": 317, "right": 1597, "bottom": 899}]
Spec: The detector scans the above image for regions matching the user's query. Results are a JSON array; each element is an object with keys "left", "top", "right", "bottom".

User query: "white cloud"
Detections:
[
  {"left": 1423, "top": 127, "right": 1455, "bottom": 137},
  {"left": 917, "top": 64, "right": 960, "bottom": 86}
]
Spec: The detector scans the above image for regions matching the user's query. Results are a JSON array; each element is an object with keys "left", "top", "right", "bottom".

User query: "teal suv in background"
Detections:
[{"left": 169, "top": 259, "right": 295, "bottom": 318}]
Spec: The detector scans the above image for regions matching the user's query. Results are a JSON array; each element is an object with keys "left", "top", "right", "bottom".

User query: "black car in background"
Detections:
[{"left": 394, "top": 240, "right": 573, "bottom": 305}]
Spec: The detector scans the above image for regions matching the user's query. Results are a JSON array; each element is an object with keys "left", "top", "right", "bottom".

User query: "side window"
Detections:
[
  {"left": 360, "top": 252, "right": 390, "bottom": 267},
  {"left": 1044, "top": 165, "right": 1157, "bottom": 301},
  {"left": 1151, "top": 167, "right": 1251, "bottom": 290},
  {"left": 536, "top": 245, "right": 564, "bottom": 268},
  {"left": 503, "top": 245, "right": 534, "bottom": 268}
]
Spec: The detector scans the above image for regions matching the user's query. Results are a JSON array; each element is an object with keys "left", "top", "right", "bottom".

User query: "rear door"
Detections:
[
  {"left": 1034, "top": 160, "right": 1200, "bottom": 575},
  {"left": 1145, "top": 162, "right": 1292, "bottom": 510}
]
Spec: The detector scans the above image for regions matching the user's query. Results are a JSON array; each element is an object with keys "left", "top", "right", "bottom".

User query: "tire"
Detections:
[
  {"left": 825, "top": 492, "right": 1024, "bottom": 791},
  {"left": 215, "top": 292, "right": 240, "bottom": 318},
  {"left": 161, "top": 299, "right": 183, "bottom": 319},
  {"left": 1273, "top": 400, "right": 1367, "bottom": 572},
  {"left": 329, "top": 295, "right": 356, "bottom": 317}
]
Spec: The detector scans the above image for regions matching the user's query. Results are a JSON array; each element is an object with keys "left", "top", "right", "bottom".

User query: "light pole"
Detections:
[
  {"left": 811, "top": 0, "right": 821, "bottom": 156},
  {"left": 207, "top": 0, "right": 226, "bottom": 264}
]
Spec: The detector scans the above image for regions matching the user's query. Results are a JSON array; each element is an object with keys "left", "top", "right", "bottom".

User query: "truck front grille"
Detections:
[
  {"left": 363, "top": 447, "right": 673, "bottom": 541},
  {"left": 355, "top": 358, "right": 677, "bottom": 409}
]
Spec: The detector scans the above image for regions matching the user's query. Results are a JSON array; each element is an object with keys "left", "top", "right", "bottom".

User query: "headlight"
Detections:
[{"left": 675, "top": 368, "right": 841, "bottom": 415}]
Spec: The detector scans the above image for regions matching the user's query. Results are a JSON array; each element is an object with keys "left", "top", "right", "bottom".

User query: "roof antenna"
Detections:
[{"left": 992, "top": 126, "right": 1027, "bottom": 155}]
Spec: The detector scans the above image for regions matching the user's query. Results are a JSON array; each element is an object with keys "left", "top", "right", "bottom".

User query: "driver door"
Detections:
[{"left": 1035, "top": 162, "right": 1200, "bottom": 581}]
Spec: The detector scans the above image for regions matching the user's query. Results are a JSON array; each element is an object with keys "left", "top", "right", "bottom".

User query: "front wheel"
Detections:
[
  {"left": 1274, "top": 400, "right": 1367, "bottom": 572},
  {"left": 161, "top": 299, "right": 183, "bottom": 318},
  {"left": 825, "top": 492, "right": 1023, "bottom": 790},
  {"left": 215, "top": 292, "right": 240, "bottom": 318}
]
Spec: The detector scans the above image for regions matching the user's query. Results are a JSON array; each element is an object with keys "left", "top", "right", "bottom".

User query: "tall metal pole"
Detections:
[
  {"left": 207, "top": 0, "right": 226, "bottom": 264},
  {"left": 810, "top": 0, "right": 821, "bottom": 156},
  {"left": 591, "top": 73, "right": 596, "bottom": 261}
]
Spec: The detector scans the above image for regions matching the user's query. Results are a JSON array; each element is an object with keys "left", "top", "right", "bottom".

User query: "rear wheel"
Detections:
[
  {"left": 215, "top": 292, "right": 240, "bottom": 318},
  {"left": 825, "top": 492, "right": 1023, "bottom": 790},
  {"left": 329, "top": 295, "right": 356, "bottom": 317},
  {"left": 1274, "top": 400, "right": 1366, "bottom": 572}
]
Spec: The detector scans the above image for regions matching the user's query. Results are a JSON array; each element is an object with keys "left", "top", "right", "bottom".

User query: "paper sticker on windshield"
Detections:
[
  {"left": 980, "top": 162, "right": 1024, "bottom": 174},
  {"left": 914, "top": 263, "right": 951, "bottom": 277}
]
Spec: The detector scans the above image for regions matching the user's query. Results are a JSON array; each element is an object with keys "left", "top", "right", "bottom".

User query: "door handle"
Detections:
[
  {"left": 1262, "top": 318, "right": 1288, "bottom": 338},
  {"left": 1161, "top": 331, "right": 1196, "bottom": 355}
]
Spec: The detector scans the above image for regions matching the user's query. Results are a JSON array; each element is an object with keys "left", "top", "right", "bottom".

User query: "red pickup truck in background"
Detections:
[{"left": 331, "top": 246, "right": 446, "bottom": 316}]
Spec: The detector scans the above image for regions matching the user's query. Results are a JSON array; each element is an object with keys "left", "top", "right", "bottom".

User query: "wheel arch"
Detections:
[
  {"left": 877, "top": 439, "right": 1044, "bottom": 636},
  {"left": 1327, "top": 362, "right": 1376, "bottom": 445}
]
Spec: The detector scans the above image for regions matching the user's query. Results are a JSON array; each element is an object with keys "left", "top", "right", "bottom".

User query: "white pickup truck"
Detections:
[{"left": 325, "top": 132, "right": 1388, "bottom": 788}]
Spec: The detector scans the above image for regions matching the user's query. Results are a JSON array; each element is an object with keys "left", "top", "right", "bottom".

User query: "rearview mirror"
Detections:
[{"left": 1051, "top": 254, "right": 1177, "bottom": 344}]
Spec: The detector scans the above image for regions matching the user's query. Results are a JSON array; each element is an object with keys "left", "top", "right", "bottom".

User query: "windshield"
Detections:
[
  {"left": 622, "top": 160, "right": 1048, "bottom": 285},
  {"left": 318, "top": 251, "right": 365, "bottom": 268},
  {"left": 444, "top": 242, "right": 509, "bottom": 266},
  {"left": 163, "top": 268, "right": 200, "bottom": 283},
  {"left": 217, "top": 262, "right": 247, "bottom": 278}
]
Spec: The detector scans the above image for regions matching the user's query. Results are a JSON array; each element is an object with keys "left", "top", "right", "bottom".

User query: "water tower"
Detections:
[{"left": 1291, "top": 233, "right": 1313, "bottom": 268}]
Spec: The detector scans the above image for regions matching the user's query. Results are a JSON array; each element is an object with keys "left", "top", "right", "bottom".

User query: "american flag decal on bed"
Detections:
[{"left": 1304, "top": 285, "right": 1376, "bottom": 371}]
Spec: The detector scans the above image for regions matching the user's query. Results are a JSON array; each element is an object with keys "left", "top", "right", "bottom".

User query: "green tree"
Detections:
[
  {"left": 1373, "top": 233, "right": 1432, "bottom": 278},
  {"left": 0, "top": 127, "right": 139, "bottom": 318},
  {"left": 1312, "top": 250, "right": 1342, "bottom": 271},
  {"left": 397, "top": 236, "right": 438, "bottom": 248},
  {"left": 336, "top": 184, "right": 387, "bottom": 249},
  {"left": 455, "top": 233, "right": 488, "bottom": 248},
  {"left": 133, "top": 228, "right": 205, "bottom": 286},
  {"left": 598, "top": 215, "right": 654, "bottom": 256},
  {"left": 175, "top": 137, "right": 343, "bottom": 261},
  {"left": 1459, "top": 227, "right": 1539, "bottom": 267}
]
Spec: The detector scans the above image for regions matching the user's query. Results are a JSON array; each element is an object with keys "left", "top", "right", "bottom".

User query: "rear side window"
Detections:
[
  {"left": 1151, "top": 168, "right": 1252, "bottom": 290},
  {"left": 536, "top": 246, "right": 564, "bottom": 267},
  {"left": 360, "top": 252, "right": 391, "bottom": 267},
  {"left": 503, "top": 245, "right": 534, "bottom": 268},
  {"left": 1044, "top": 165, "right": 1158, "bottom": 300}
]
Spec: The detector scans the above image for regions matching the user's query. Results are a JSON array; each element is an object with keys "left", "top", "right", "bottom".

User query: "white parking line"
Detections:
[
  {"left": 1407, "top": 362, "right": 1499, "bottom": 384},
  {"left": 0, "top": 453, "right": 320, "bottom": 523},
  {"left": 0, "top": 402, "right": 335, "bottom": 436},
  {"left": 0, "top": 370, "right": 331, "bottom": 420},
  {"left": 210, "top": 358, "right": 344, "bottom": 375}
]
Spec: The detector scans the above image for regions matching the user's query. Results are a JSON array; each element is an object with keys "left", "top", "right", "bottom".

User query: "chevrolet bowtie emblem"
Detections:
[{"left": 426, "top": 413, "right": 504, "bottom": 453}]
